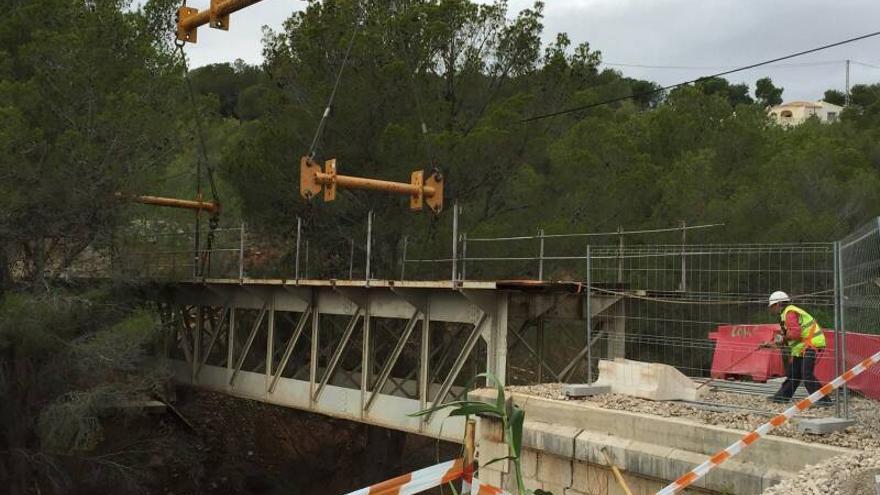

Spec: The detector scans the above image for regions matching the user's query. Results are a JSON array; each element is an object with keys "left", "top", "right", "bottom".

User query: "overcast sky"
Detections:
[{"left": 184, "top": 0, "right": 880, "bottom": 101}]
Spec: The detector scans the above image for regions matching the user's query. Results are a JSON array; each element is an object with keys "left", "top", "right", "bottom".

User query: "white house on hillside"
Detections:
[{"left": 768, "top": 100, "right": 844, "bottom": 126}]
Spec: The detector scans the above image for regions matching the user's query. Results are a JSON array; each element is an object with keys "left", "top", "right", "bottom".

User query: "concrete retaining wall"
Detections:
[{"left": 471, "top": 390, "right": 855, "bottom": 494}]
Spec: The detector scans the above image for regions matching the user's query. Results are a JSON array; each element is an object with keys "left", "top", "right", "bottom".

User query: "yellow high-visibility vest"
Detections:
[{"left": 781, "top": 304, "right": 826, "bottom": 357}]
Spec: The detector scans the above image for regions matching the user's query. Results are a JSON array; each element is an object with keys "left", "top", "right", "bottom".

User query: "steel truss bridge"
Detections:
[{"left": 154, "top": 278, "right": 624, "bottom": 441}]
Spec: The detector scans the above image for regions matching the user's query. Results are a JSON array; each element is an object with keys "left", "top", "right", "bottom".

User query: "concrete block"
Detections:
[
  {"left": 594, "top": 358, "right": 707, "bottom": 401},
  {"left": 574, "top": 430, "right": 632, "bottom": 467},
  {"left": 500, "top": 473, "right": 514, "bottom": 492},
  {"left": 522, "top": 420, "right": 581, "bottom": 459},
  {"left": 480, "top": 415, "right": 505, "bottom": 442},
  {"left": 572, "top": 461, "right": 610, "bottom": 493},
  {"left": 479, "top": 439, "right": 510, "bottom": 473},
  {"left": 543, "top": 482, "right": 568, "bottom": 495},
  {"left": 520, "top": 449, "right": 538, "bottom": 478},
  {"left": 796, "top": 417, "right": 857, "bottom": 435},
  {"left": 523, "top": 476, "right": 544, "bottom": 491},
  {"left": 478, "top": 468, "right": 502, "bottom": 489},
  {"left": 564, "top": 383, "right": 611, "bottom": 398},
  {"left": 537, "top": 453, "right": 573, "bottom": 487}
]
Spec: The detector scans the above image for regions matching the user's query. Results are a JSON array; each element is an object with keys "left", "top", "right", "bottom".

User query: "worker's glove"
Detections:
[{"left": 773, "top": 332, "right": 784, "bottom": 345}]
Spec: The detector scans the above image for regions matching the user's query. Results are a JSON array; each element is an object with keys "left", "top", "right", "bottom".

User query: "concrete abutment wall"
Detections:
[{"left": 472, "top": 391, "right": 855, "bottom": 495}]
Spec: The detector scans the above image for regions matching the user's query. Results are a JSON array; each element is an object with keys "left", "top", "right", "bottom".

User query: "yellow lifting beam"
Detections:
[
  {"left": 119, "top": 193, "right": 221, "bottom": 214},
  {"left": 176, "top": 0, "right": 267, "bottom": 43},
  {"left": 300, "top": 157, "right": 445, "bottom": 214}
]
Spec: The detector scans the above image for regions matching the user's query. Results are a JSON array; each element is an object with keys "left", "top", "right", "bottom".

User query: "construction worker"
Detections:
[{"left": 766, "top": 291, "right": 832, "bottom": 405}]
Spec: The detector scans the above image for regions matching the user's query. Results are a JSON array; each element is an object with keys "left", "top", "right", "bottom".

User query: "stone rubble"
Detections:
[
  {"left": 760, "top": 449, "right": 880, "bottom": 495},
  {"left": 507, "top": 383, "right": 880, "bottom": 450}
]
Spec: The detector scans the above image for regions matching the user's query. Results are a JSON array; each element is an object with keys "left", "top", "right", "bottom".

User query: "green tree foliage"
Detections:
[
  {"left": 823, "top": 89, "right": 846, "bottom": 106},
  {"left": 0, "top": 0, "right": 184, "bottom": 287},
  {"left": 189, "top": 60, "right": 263, "bottom": 118},
  {"left": 691, "top": 77, "right": 754, "bottom": 106},
  {"left": 755, "top": 77, "right": 784, "bottom": 107}
]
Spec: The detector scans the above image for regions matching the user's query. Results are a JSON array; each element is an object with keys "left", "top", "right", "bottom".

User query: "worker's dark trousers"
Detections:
[{"left": 775, "top": 348, "right": 829, "bottom": 400}]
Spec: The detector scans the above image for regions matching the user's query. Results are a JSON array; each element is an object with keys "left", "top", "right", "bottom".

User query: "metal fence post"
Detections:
[
  {"left": 365, "top": 210, "right": 373, "bottom": 285},
  {"left": 833, "top": 241, "right": 842, "bottom": 417},
  {"left": 680, "top": 220, "right": 687, "bottom": 292},
  {"left": 451, "top": 202, "right": 459, "bottom": 285},
  {"left": 586, "top": 244, "right": 593, "bottom": 383},
  {"left": 305, "top": 239, "right": 310, "bottom": 279},
  {"left": 294, "top": 217, "right": 301, "bottom": 283},
  {"left": 461, "top": 233, "right": 468, "bottom": 281},
  {"left": 617, "top": 226, "right": 624, "bottom": 283},
  {"left": 836, "top": 240, "right": 849, "bottom": 418},
  {"left": 538, "top": 228, "right": 545, "bottom": 281},
  {"left": 400, "top": 235, "right": 408, "bottom": 280},
  {"left": 239, "top": 222, "right": 246, "bottom": 281},
  {"left": 193, "top": 216, "right": 201, "bottom": 279},
  {"left": 349, "top": 239, "right": 355, "bottom": 280}
]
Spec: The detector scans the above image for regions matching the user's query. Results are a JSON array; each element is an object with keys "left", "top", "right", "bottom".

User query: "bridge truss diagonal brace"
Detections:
[
  {"left": 313, "top": 307, "right": 364, "bottom": 403},
  {"left": 364, "top": 309, "right": 422, "bottom": 412},
  {"left": 459, "top": 289, "right": 509, "bottom": 385},
  {"left": 425, "top": 311, "right": 489, "bottom": 423},
  {"left": 196, "top": 306, "right": 230, "bottom": 380},
  {"left": 269, "top": 305, "right": 313, "bottom": 394},
  {"left": 229, "top": 301, "right": 268, "bottom": 386}
]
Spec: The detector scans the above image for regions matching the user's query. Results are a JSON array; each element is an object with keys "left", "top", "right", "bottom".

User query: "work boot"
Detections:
[
  {"left": 815, "top": 397, "right": 834, "bottom": 407},
  {"left": 768, "top": 395, "right": 788, "bottom": 404}
]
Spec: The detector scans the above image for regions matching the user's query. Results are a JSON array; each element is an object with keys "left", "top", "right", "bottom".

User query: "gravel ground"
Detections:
[
  {"left": 760, "top": 449, "right": 880, "bottom": 495},
  {"left": 506, "top": 383, "right": 880, "bottom": 450}
]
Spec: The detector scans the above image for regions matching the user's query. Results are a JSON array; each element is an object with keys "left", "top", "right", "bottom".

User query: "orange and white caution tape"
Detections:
[
  {"left": 462, "top": 476, "right": 511, "bottom": 495},
  {"left": 657, "top": 349, "right": 880, "bottom": 495},
  {"left": 343, "top": 457, "right": 510, "bottom": 495},
  {"left": 345, "top": 458, "right": 467, "bottom": 495}
]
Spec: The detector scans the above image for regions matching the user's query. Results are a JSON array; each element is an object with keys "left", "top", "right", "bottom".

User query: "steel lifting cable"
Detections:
[
  {"left": 307, "top": 5, "right": 362, "bottom": 160},
  {"left": 174, "top": 13, "right": 222, "bottom": 277}
]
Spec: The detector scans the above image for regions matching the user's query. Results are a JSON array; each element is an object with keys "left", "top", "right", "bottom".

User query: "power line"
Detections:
[
  {"left": 851, "top": 60, "right": 880, "bottom": 70},
  {"left": 522, "top": 29, "right": 880, "bottom": 123},
  {"left": 603, "top": 60, "right": 844, "bottom": 71}
]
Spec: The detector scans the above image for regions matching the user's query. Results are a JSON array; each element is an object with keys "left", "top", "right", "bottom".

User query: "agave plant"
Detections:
[{"left": 411, "top": 372, "right": 552, "bottom": 495}]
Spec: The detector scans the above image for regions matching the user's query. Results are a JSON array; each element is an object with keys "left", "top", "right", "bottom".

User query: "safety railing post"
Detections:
[
  {"left": 349, "top": 238, "right": 355, "bottom": 280},
  {"left": 239, "top": 222, "right": 246, "bottom": 281},
  {"left": 305, "top": 239, "right": 310, "bottom": 279},
  {"left": 617, "top": 226, "right": 624, "bottom": 283},
  {"left": 294, "top": 216, "right": 301, "bottom": 283},
  {"left": 365, "top": 210, "right": 373, "bottom": 285},
  {"left": 461, "top": 233, "right": 468, "bottom": 281},
  {"left": 538, "top": 228, "right": 545, "bottom": 281},
  {"left": 400, "top": 235, "right": 408, "bottom": 280},
  {"left": 451, "top": 202, "right": 459, "bottom": 285}
]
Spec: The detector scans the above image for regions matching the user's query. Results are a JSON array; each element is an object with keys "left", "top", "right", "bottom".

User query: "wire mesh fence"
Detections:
[{"left": 837, "top": 217, "right": 880, "bottom": 418}]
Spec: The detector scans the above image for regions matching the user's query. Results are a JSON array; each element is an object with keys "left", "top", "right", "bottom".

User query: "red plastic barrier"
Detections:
[
  {"left": 815, "top": 330, "right": 880, "bottom": 400},
  {"left": 709, "top": 325, "right": 880, "bottom": 398},
  {"left": 709, "top": 325, "right": 785, "bottom": 382}
]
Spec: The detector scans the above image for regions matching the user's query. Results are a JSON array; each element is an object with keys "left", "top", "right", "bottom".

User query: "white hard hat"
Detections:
[{"left": 768, "top": 291, "right": 790, "bottom": 307}]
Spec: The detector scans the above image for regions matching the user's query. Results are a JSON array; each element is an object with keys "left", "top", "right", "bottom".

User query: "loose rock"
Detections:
[{"left": 506, "top": 383, "right": 880, "bottom": 450}]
